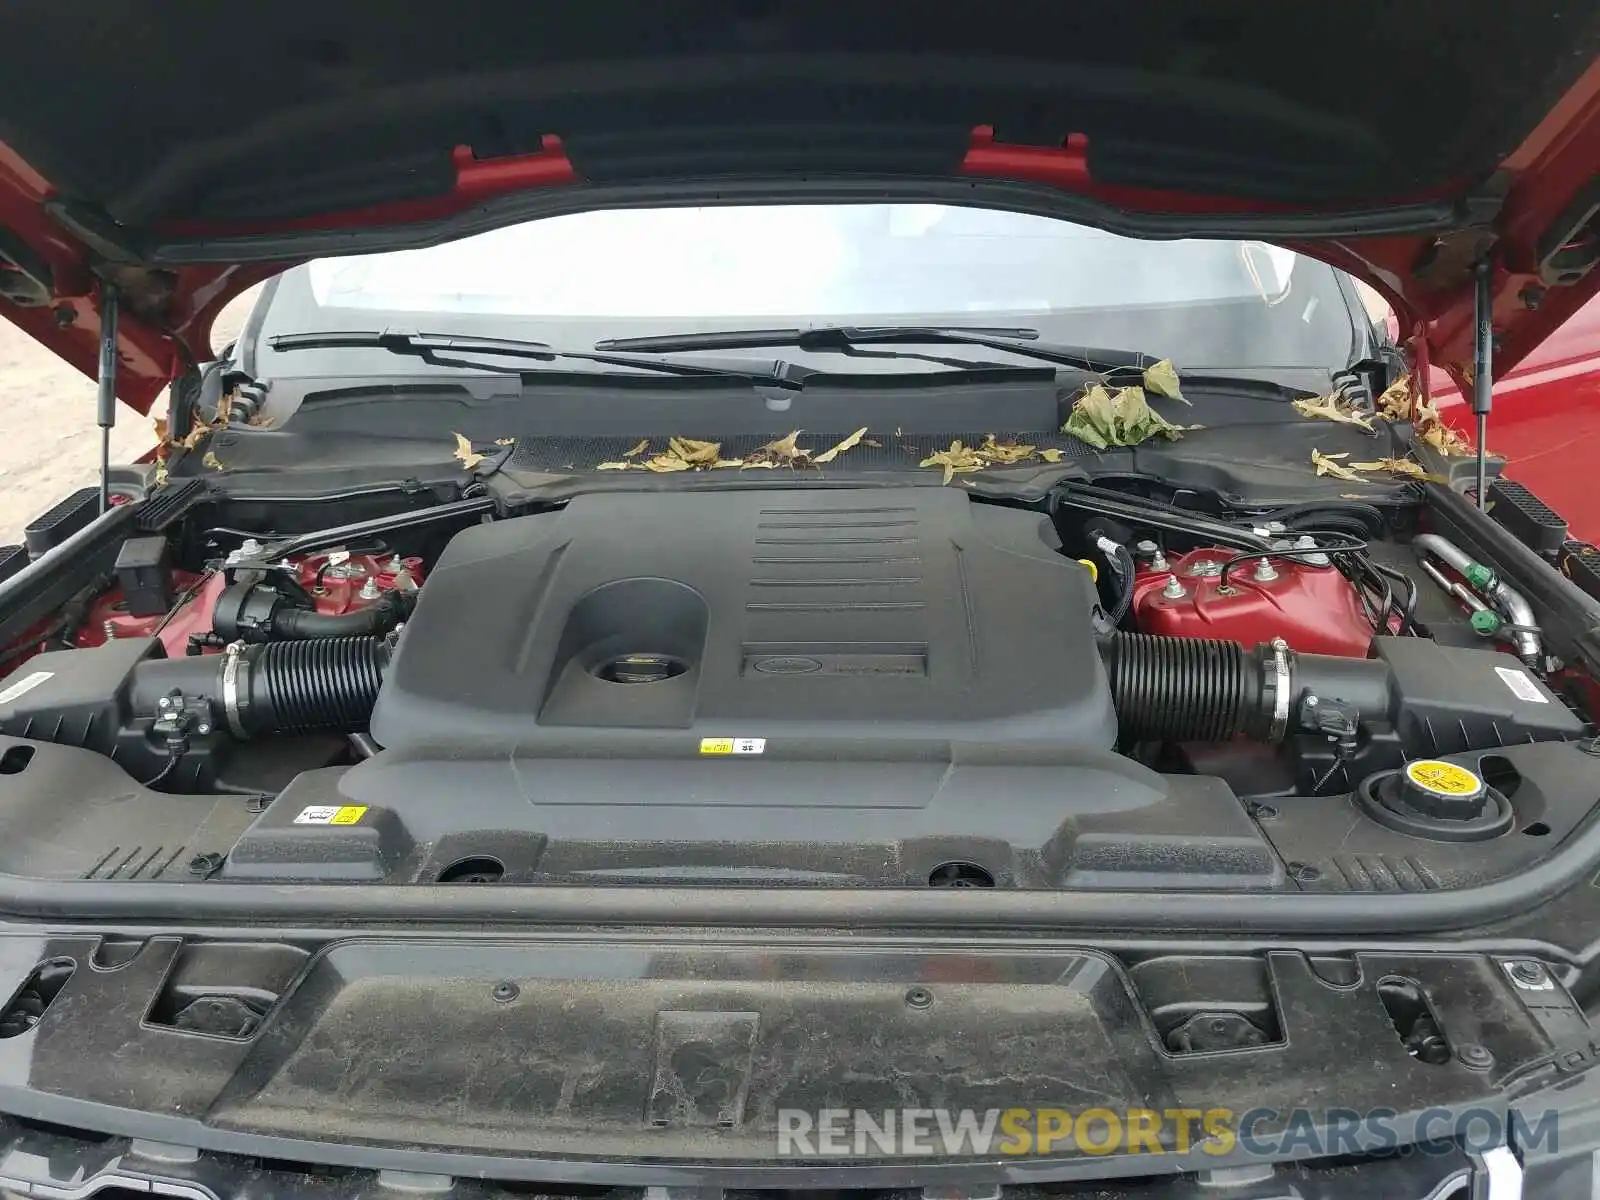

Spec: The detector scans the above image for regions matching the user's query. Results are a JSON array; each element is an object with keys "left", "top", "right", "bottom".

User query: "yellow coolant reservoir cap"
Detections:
[
  {"left": 1403, "top": 759, "right": 1487, "bottom": 801},
  {"left": 1359, "top": 757, "right": 1509, "bottom": 839},
  {"left": 1398, "top": 758, "right": 1490, "bottom": 822}
]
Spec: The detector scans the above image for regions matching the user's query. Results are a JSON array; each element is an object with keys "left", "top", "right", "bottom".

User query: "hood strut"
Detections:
[
  {"left": 1472, "top": 259, "right": 1494, "bottom": 511},
  {"left": 94, "top": 285, "right": 118, "bottom": 514}
]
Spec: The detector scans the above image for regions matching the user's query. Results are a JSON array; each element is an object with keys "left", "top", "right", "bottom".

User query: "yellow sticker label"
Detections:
[
  {"left": 329, "top": 805, "right": 369, "bottom": 824},
  {"left": 1404, "top": 760, "right": 1482, "bottom": 796},
  {"left": 699, "top": 737, "right": 766, "bottom": 755}
]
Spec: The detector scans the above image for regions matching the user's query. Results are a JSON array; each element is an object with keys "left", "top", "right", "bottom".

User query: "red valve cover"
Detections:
[{"left": 1131, "top": 547, "right": 1375, "bottom": 657}]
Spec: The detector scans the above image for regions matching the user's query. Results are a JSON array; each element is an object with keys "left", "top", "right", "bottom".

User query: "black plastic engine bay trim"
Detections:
[
  {"left": 0, "top": 804, "right": 1595, "bottom": 931},
  {"left": 0, "top": 496, "right": 142, "bottom": 648},
  {"left": 0, "top": 930, "right": 1556, "bottom": 1190}
]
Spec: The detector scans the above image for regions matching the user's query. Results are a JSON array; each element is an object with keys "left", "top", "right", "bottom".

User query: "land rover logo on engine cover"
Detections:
[{"left": 752, "top": 656, "right": 823, "bottom": 675}]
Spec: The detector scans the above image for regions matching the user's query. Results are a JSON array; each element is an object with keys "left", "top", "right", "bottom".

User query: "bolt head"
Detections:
[{"left": 1508, "top": 960, "right": 1546, "bottom": 986}]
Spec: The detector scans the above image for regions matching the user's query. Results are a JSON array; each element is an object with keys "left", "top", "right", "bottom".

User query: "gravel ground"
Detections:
[{"left": 0, "top": 289, "right": 258, "bottom": 543}]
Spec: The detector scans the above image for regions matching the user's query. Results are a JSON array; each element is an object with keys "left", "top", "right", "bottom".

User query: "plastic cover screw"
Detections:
[{"left": 1508, "top": 960, "right": 1546, "bottom": 986}]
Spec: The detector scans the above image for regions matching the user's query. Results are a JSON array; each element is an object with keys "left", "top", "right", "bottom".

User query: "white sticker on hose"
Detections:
[
  {"left": 1495, "top": 665, "right": 1547, "bottom": 704},
  {"left": 0, "top": 671, "right": 51, "bottom": 705}
]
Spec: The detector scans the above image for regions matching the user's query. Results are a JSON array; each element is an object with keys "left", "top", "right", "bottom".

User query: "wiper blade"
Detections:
[
  {"left": 593, "top": 325, "right": 1166, "bottom": 376},
  {"left": 267, "top": 329, "right": 806, "bottom": 389}
]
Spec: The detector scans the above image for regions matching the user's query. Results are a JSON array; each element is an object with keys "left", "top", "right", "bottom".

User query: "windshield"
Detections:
[{"left": 248, "top": 203, "right": 1363, "bottom": 384}]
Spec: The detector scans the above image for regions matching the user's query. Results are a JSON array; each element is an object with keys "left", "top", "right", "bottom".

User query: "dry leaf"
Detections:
[
  {"left": 493, "top": 437, "right": 515, "bottom": 446},
  {"left": 215, "top": 391, "right": 235, "bottom": 427},
  {"left": 813, "top": 426, "right": 868, "bottom": 465},
  {"left": 762, "top": 430, "right": 805, "bottom": 460},
  {"left": 1143, "top": 359, "right": 1188, "bottom": 404},
  {"left": 152, "top": 415, "right": 169, "bottom": 444},
  {"left": 1349, "top": 456, "right": 1441, "bottom": 482},
  {"left": 201, "top": 451, "right": 225, "bottom": 471},
  {"left": 668, "top": 436, "right": 724, "bottom": 465},
  {"left": 915, "top": 434, "right": 1073, "bottom": 482},
  {"left": 739, "top": 460, "right": 778, "bottom": 470},
  {"left": 1375, "top": 373, "right": 1472, "bottom": 456},
  {"left": 246, "top": 414, "right": 276, "bottom": 428},
  {"left": 978, "top": 434, "right": 1037, "bottom": 463},
  {"left": 452, "top": 432, "right": 486, "bottom": 470},
  {"left": 1291, "top": 389, "right": 1376, "bottom": 432},
  {"left": 742, "top": 429, "right": 816, "bottom": 469},
  {"left": 1311, "top": 449, "right": 1364, "bottom": 482},
  {"left": 1418, "top": 420, "right": 1473, "bottom": 457},
  {"left": 919, "top": 438, "right": 985, "bottom": 485},
  {"left": 1062, "top": 384, "right": 1197, "bottom": 449},
  {"left": 179, "top": 422, "right": 213, "bottom": 450},
  {"left": 597, "top": 435, "right": 751, "bottom": 472},
  {"left": 863, "top": 437, "right": 882, "bottom": 448},
  {"left": 642, "top": 454, "right": 693, "bottom": 473},
  {"left": 152, "top": 458, "right": 169, "bottom": 487},
  {"left": 1376, "top": 375, "right": 1416, "bottom": 421},
  {"left": 918, "top": 436, "right": 1048, "bottom": 482}
]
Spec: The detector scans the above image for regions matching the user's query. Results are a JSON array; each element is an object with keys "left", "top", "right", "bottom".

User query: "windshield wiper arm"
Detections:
[
  {"left": 593, "top": 325, "right": 1166, "bottom": 376},
  {"left": 267, "top": 329, "right": 807, "bottom": 389}
]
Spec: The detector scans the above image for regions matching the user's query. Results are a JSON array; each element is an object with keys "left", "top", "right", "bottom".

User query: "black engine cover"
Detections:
[{"left": 371, "top": 487, "right": 1117, "bottom": 757}]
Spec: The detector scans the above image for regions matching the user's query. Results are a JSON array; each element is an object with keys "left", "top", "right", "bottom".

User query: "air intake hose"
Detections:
[
  {"left": 1103, "top": 632, "right": 1391, "bottom": 743},
  {"left": 131, "top": 635, "right": 388, "bottom": 737}
]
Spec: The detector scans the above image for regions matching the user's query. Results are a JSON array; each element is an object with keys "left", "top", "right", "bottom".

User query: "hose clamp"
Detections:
[
  {"left": 1268, "top": 637, "right": 1292, "bottom": 742},
  {"left": 220, "top": 641, "right": 249, "bottom": 739}
]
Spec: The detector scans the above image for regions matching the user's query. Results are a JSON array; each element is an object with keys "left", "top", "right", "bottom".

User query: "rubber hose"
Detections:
[
  {"left": 1105, "top": 544, "right": 1136, "bottom": 625},
  {"left": 213, "top": 580, "right": 411, "bottom": 642},
  {"left": 273, "top": 604, "right": 394, "bottom": 640},
  {"left": 1266, "top": 500, "right": 1386, "bottom": 535},
  {"left": 131, "top": 635, "right": 387, "bottom": 736},
  {"left": 1104, "top": 632, "right": 1394, "bottom": 744},
  {"left": 252, "top": 636, "right": 386, "bottom": 734},
  {"left": 1104, "top": 632, "right": 1259, "bottom": 742}
]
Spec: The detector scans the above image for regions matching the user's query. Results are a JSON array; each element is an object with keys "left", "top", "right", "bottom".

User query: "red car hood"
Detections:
[{"left": 2, "top": 0, "right": 1600, "bottom": 413}]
